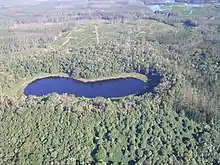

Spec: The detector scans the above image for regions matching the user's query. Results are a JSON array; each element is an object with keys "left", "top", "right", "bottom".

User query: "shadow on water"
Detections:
[
  {"left": 24, "top": 68, "right": 162, "bottom": 98},
  {"left": 136, "top": 66, "right": 162, "bottom": 96}
]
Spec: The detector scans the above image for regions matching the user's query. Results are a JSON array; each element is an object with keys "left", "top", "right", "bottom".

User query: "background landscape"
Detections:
[{"left": 0, "top": 0, "right": 220, "bottom": 164}]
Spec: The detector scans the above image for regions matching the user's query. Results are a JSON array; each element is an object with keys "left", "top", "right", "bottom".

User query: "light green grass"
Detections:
[
  {"left": 163, "top": 3, "right": 187, "bottom": 11},
  {"left": 54, "top": 19, "right": 176, "bottom": 49},
  {"left": 163, "top": 3, "right": 208, "bottom": 16},
  {"left": 77, "top": 73, "right": 148, "bottom": 83},
  {"left": 5, "top": 73, "right": 68, "bottom": 98}
]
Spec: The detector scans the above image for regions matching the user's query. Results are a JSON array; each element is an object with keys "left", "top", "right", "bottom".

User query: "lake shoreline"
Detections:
[
  {"left": 76, "top": 73, "right": 148, "bottom": 83},
  {"left": 9, "top": 72, "right": 147, "bottom": 98}
]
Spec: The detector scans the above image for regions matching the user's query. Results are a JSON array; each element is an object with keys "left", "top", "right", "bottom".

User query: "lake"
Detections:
[
  {"left": 183, "top": 20, "right": 197, "bottom": 27},
  {"left": 24, "top": 71, "right": 161, "bottom": 98}
]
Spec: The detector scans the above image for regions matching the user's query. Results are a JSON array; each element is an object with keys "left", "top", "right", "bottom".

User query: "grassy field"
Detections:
[
  {"left": 0, "top": 18, "right": 176, "bottom": 57},
  {"left": 4, "top": 73, "right": 68, "bottom": 98},
  {"left": 54, "top": 19, "right": 176, "bottom": 49},
  {"left": 163, "top": 3, "right": 218, "bottom": 17}
]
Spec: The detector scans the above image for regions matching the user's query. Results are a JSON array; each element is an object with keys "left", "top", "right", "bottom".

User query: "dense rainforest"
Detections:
[{"left": 0, "top": 0, "right": 220, "bottom": 164}]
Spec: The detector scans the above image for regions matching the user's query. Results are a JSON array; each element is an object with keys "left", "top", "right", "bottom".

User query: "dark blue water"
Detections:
[
  {"left": 24, "top": 77, "right": 150, "bottom": 98},
  {"left": 183, "top": 20, "right": 197, "bottom": 27}
]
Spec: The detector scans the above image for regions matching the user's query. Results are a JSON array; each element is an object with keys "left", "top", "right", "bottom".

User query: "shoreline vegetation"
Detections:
[{"left": 6, "top": 72, "right": 147, "bottom": 98}]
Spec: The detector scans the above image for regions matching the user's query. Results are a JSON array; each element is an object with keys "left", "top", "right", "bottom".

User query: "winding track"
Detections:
[
  {"left": 59, "top": 29, "right": 148, "bottom": 48},
  {"left": 59, "top": 20, "right": 175, "bottom": 48},
  {"left": 60, "top": 31, "right": 73, "bottom": 47}
]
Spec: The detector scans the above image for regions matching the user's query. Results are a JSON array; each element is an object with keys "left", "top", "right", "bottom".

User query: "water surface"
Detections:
[
  {"left": 183, "top": 20, "right": 197, "bottom": 27},
  {"left": 24, "top": 77, "right": 148, "bottom": 98}
]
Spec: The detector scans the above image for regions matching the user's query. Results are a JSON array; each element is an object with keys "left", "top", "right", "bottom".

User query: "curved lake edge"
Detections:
[
  {"left": 24, "top": 76, "right": 148, "bottom": 98},
  {"left": 76, "top": 73, "right": 148, "bottom": 83},
  {"left": 14, "top": 72, "right": 148, "bottom": 98}
]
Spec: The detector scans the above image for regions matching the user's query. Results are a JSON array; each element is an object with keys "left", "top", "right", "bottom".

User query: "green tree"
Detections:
[{"left": 94, "top": 145, "right": 107, "bottom": 164}]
